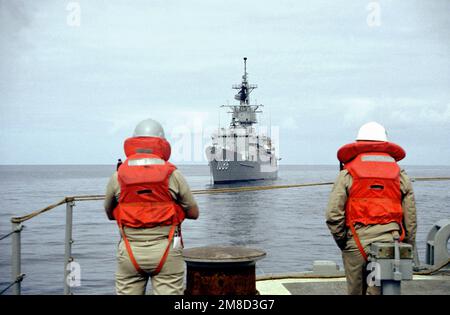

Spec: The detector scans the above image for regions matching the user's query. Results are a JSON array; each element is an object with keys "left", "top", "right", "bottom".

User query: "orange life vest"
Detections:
[
  {"left": 337, "top": 141, "right": 406, "bottom": 260},
  {"left": 113, "top": 136, "right": 185, "bottom": 275}
]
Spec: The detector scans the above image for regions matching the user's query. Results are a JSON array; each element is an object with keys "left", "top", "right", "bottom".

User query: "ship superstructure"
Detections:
[{"left": 207, "top": 58, "right": 278, "bottom": 183}]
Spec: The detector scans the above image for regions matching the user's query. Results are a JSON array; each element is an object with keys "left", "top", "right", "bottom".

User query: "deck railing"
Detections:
[
  {"left": 1, "top": 177, "right": 449, "bottom": 295},
  {"left": 2, "top": 195, "right": 104, "bottom": 295}
]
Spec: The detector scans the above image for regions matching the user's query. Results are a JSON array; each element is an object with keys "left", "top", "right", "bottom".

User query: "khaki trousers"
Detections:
[
  {"left": 342, "top": 248, "right": 381, "bottom": 295},
  {"left": 115, "top": 227, "right": 184, "bottom": 295}
]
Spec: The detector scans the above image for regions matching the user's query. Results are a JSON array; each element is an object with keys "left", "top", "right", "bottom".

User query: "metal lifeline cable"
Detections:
[
  {"left": 0, "top": 230, "right": 16, "bottom": 242},
  {"left": 0, "top": 274, "right": 25, "bottom": 295},
  {"left": 10, "top": 177, "right": 450, "bottom": 223}
]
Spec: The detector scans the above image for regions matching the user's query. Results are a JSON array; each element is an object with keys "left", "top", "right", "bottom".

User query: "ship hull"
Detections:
[{"left": 209, "top": 159, "right": 278, "bottom": 184}]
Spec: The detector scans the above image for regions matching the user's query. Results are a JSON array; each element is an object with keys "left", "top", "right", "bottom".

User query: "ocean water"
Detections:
[{"left": 0, "top": 164, "right": 449, "bottom": 295}]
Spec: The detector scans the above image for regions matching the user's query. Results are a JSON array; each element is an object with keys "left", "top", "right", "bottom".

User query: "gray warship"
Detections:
[{"left": 206, "top": 58, "right": 278, "bottom": 184}]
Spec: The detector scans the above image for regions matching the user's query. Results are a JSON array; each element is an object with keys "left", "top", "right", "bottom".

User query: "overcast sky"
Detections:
[{"left": 1, "top": 0, "right": 449, "bottom": 165}]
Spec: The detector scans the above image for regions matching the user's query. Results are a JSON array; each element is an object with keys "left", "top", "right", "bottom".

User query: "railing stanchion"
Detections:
[
  {"left": 63, "top": 199, "right": 75, "bottom": 295},
  {"left": 11, "top": 222, "right": 22, "bottom": 295}
]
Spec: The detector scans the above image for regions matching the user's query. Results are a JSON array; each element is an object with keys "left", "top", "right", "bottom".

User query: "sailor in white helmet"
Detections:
[{"left": 326, "top": 122, "right": 417, "bottom": 295}]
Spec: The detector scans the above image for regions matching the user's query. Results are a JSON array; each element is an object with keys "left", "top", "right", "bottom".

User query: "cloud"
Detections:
[
  {"left": 341, "top": 98, "right": 378, "bottom": 124},
  {"left": 102, "top": 108, "right": 213, "bottom": 136},
  {"left": 0, "top": 0, "right": 32, "bottom": 31},
  {"left": 391, "top": 103, "right": 450, "bottom": 125},
  {"left": 340, "top": 97, "right": 450, "bottom": 127},
  {"left": 1, "top": 1, "right": 450, "bottom": 164},
  {"left": 280, "top": 116, "right": 299, "bottom": 131}
]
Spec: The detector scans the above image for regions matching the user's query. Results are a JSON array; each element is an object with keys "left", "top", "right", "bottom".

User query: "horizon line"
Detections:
[{"left": 0, "top": 163, "right": 449, "bottom": 167}]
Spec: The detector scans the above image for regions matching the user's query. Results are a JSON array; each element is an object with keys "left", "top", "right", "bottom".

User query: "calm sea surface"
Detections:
[{"left": 0, "top": 164, "right": 449, "bottom": 294}]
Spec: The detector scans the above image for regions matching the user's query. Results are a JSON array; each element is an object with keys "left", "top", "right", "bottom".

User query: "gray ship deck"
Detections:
[{"left": 256, "top": 271, "right": 450, "bottom": 295}]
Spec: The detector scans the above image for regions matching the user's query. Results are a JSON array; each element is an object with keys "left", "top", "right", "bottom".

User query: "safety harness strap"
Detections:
[
  {"left": 152, "top": 224, "right": 177, "bottom": 276},
  {"left": 399, "top": 222, "right": 406, "bottom": 241},
  {"left": 119, "top": 224, "right": 145, "bottom": 275},
  {"left": 349, "top": 223, "right": 368, "bottom": 261},
  {"left": 118, "top": 221, "right": 179, "bottom": 277},
  {"left": 349, "top": 221, "right": 406, "bottom": 262}
]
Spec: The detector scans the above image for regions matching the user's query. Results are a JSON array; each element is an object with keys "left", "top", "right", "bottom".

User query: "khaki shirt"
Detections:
[
  {"left": 325, "top": 169, "right": 417, "bottom": 251},
  {"left": 104, "top": 169, "right": 198, "bottom": 217}
]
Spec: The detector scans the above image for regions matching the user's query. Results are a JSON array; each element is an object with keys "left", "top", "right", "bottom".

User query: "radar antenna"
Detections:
[{"left": 232, "top": 57, "right": 258, "bottom": 105}]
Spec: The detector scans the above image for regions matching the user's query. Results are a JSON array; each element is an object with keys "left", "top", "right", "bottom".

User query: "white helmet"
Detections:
[
  {"left": 133, "top": 118, "right": 165, "bottom": 138},
  {"left": 356, "top": 121, "right": 388, "bottom": 141}
]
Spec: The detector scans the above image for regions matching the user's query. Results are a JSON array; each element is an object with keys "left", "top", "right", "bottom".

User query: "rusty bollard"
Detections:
[{"left": 183, "top": 246, "right": 266, "bottom": 295}]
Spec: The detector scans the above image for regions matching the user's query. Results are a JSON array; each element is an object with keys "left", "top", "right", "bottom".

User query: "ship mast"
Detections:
[
  {"left": 222, "top": 57, "right": 263, "bottom": 127},
  {"left": 233, "top": 57, "right": 258, "bottom": 106}
]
